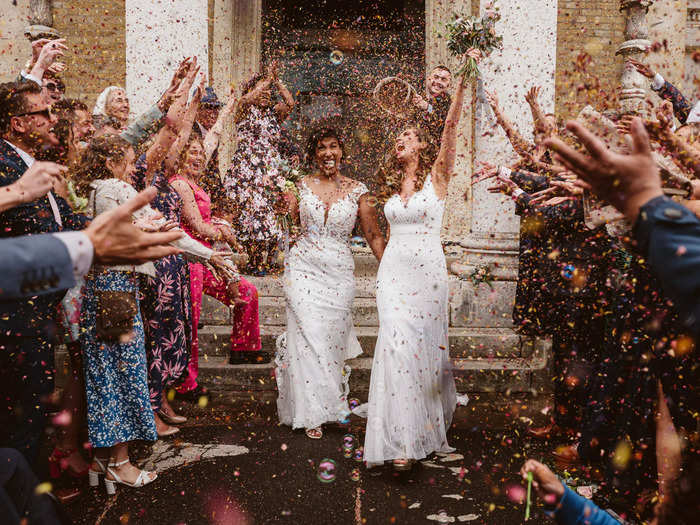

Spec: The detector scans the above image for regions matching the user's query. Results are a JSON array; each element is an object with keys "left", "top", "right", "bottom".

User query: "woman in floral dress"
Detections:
[
  {"left": 224, "top": 61, "right": 295, "bottom": 274},
  {"left": 134, "top": 157, "right": 194, "bottom": 436}
]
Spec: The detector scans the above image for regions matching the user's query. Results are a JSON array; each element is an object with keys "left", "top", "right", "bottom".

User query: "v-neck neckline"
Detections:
[{"left": 303, "top": 181, "right": 357, "bottom": 227}]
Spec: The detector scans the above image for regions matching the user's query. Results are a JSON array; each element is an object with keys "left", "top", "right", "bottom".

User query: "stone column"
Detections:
[
  {"left": 25, "top": 0, "right": 59, "bottom": 41},
  {"left": 453, "top": 0, "right": 558, "bottom": 285},
  {"left": 125, "top": 0, "right": 210, "bottom": 116},
  {"left": 427, "top": 0, "right": 474, "bottom": 244},
  {"left": 231, "top": 0, "right": 262, "bottom": 95},
  {"left": 616, "top": 0, "right": 653, "bottom": 115},
  {"left": 211, "top": 0, "right": 235, "bottom": 167}
]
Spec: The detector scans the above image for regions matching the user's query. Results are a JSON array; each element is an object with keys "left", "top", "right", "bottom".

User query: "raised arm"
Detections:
[
  {"left": 358, "top": 193, "right": 386, "bottom": 262},
  {"left": 143, "top": 61, "right": 200, "bottom": 183},
  {"left": 170, "top": 178, "right": 222, "bottom": 242},
  {"left": 269, "top": 61, "right": 295, "bottom": 123},
  {"left": 485, "top": 89, "right": 533, "bottom": 157},
  {"left": 164, "top": 77, "right": 205, "bottom": 175},
  {"left": 524, "top": 86, "right": 555, "bottom": 139},
  {"left": 203, "top": 87, "right": 237, "bottom": 166},
  {"left": 432, "top": 67, "right": 471, "bottom": 190}
]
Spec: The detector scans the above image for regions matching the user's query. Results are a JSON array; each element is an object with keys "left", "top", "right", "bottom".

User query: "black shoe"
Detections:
[{"left": 175, "top": 385, "right": 209, "bottom": 402}]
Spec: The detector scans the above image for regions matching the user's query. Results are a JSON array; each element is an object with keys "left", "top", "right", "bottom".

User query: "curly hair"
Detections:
[
  {"left": 373, "top": 124, "right": 436, "bottom": 206},
  {"left": 305, "top": 127, "right": 344, "bottom": 168},
  {"left": 73, "top": 135, "right": 132, "bottom": 197}
]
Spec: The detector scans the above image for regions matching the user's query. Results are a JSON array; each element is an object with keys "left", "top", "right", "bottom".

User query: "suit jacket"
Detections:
[
  {"left": 655, "top": 80, "right": 692, "bottom": 124},
  {"left": 0, "top": 234, "right": 75, "bottom": 300},
  {"left": 634, "top": 196, "right": 700, "bottom": 337},
  {"left": 417, "top": 93, "right": 452, "bottom": 152},
  {"left": 0, "top": 139, "right": 88, "bottom": 337}
]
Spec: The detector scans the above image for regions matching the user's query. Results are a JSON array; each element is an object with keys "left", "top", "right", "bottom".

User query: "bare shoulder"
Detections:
[{"left": 170, "top": 178, "right": 193, "bottom": 195}]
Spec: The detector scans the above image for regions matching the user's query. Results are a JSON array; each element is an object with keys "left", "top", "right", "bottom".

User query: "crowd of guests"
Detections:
[
  {"left": 0, "top": 39, "right": 291, "bottom": 516},
  {"left": 0, "top": 33, "right": 698, "bottom": 525},
  {"left": 473, "top": 60, "right": 699, "bottom": 523}
]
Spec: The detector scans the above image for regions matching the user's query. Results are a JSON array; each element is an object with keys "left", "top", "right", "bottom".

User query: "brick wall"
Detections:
[
  {"left": 555, "top": 0, "right": 627, "bottom": 120},
  {"left": 52, "top": 0, "right": 126, "bottom": 108}
]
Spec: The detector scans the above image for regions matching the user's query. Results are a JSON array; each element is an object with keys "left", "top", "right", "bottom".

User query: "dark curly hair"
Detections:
[
  {"left": 305, "top": 127, "right": 344, "bottom": 169},
  {"left": 373, "top": 124, "right": 436, "bottom": 206},
  {"left": 73, "top": 135, "right": 132, "bottom": 197}
]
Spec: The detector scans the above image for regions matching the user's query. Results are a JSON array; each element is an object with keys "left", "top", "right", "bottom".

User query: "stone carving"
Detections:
[
  {"left": 29, "top": 0, "right": 53, "bottom": 26},
  {"left": 616, "top": 1, "right": 654, "bottom": 115},
  {"left": 25, "top": 0, "right": 59, "bottom": 42}
]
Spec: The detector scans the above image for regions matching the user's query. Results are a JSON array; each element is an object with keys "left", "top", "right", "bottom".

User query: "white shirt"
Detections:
[
  {"left": 3, "top": 139, "right": 63, "bottom": 228},
  {"left": 53, "top": 231, "right": 94, "bottom": 280}
]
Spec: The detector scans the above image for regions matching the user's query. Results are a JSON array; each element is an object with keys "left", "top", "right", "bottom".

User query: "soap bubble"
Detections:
[
  {"left": 330, "top": 50, "right": 344, "bottom": 65},
  {"left": 348, "top": 398, "right": 360, "bottom": 411},
  {"left": 317, "top": 458, "right": 337, "bottom": 483},
  {"left": 342, "top": 434, "right": 356, "bottom": 457},
  {"left": 350, "top": 468, "right": 361, "bottom": 481},
  {"left": 353, "top": 447, "right": 364, "bottom": 462},
  {"left": 561, "top": 264, "right": 575, "bottom": 280}
]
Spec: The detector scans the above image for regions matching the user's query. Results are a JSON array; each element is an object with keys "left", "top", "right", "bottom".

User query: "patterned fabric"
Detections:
[
  {"left": 134, "top": 165, "right": 193, "bottom": 410},
  {"left": 56, "top": 278, "right": 85, "bottom": 343},
  {"left": 656, "top": 80, "right": 692, "bottom": 124},
  {"left": 223, "top": 106, "right": 286, "bottom": 242},
  {"left": 80, "top": 270, "right": 157, "bottom": 448}
]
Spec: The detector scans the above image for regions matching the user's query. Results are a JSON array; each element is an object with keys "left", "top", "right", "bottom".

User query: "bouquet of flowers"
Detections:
[{"left": 445, "top": 3, "right": 503, "bottom": 78}]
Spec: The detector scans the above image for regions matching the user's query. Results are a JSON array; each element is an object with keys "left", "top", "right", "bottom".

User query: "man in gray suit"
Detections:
[{"left": 0, "top": 186, "right": 185, "bottom": 299}]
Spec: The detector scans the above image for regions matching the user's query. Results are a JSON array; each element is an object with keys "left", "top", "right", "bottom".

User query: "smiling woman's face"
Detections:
[
  {"left": 394, "top": 127, "right": 425, "bottom": 161},
  {"left": 184, "top": 140, "right": 205, "bottom": 176},
  {"left": 314, "top": 136, "right": 342, "bottom": 176}
]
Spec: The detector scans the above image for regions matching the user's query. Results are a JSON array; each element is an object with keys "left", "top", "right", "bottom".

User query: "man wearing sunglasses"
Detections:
[
  {"left": 42, "top": 74, "right": 65, "bottom": 104},
  {"left": 0, "top": 80, "right": 90, "bottom": 466}
]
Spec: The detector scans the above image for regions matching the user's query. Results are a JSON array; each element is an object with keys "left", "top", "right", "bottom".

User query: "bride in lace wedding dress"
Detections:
[
  {"left": 275, "top": 128, "right": 385, "bottom": 439},
  {"left": 364, "top": 66, "right": 473, "bottom": 470}
]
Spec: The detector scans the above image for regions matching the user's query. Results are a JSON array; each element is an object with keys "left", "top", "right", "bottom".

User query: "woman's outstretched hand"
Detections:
[{"left": 519, "top": 459, "right": 565, "bottom": 506}]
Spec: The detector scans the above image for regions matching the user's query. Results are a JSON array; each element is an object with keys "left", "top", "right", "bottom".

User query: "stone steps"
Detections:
[
  {"left": 199, "top": 324, "right": 539, "bottom": 359},
  {"left": 198, "top": 352, "right": 550, "bottom": 400}
]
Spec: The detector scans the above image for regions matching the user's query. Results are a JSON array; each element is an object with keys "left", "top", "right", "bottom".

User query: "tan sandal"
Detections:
[
  {"left": 305, "top": 427, "right": 323, "bottom": 439},
  {"left": 392, "top": 458, "right": 414, "bottom": 471}
]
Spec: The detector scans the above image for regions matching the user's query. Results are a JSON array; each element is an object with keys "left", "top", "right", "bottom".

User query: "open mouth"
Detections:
[
  {"left": 322, "top": 159, "right": 336, "bottom": 169},
  {"left": 396, "top": 144, "right": 405, "bottom": 153}
]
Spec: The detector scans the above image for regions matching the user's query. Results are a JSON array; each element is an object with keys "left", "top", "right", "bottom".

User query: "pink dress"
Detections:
[{"left": 172, "top": 176, "right": 261, "bottom": 394}]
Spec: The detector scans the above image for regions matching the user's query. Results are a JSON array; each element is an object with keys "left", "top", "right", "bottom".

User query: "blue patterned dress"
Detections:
[
  {"left": 81, "top": 270, "right": 157, "bottom": 447},
  {"left": 133, "top": 161, "right": 193, "bottom": 410}
]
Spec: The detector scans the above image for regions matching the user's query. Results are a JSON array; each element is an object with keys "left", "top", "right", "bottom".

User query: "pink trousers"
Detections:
[{"left": 178, "top": 263, "right": 261, "bottom": 393}]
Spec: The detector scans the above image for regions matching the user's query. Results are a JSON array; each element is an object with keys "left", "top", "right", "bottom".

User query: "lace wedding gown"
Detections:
[
  {"left": 364, "top": 175, "right": 456, "bottom": 465},
  {"left": 275, "top": 181, "right": 368, "bottom": 430}
]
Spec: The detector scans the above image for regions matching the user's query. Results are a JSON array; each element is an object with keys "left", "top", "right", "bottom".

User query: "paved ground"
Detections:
[{"left": 58, "top": 398, "right": 626, "bottom": 525}]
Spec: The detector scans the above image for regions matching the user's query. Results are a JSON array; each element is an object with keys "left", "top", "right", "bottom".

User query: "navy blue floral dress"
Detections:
[{"left": 134, "top": 161, "right": 193, "bottom": 410}]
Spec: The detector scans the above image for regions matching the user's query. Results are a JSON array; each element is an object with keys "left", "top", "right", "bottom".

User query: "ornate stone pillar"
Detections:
[
  {"left": 25, "top": 0, "right": 59, "bottom": 41},
  {"left": 427, "top": 0, "right": 474, "bottom": 244},
  {"left": 616, "top": 0, "right": 654, "bottom": 115}
]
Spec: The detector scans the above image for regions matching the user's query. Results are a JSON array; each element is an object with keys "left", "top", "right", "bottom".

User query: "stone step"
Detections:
[
  {"left": 198, "top": 325, "right": 542, "bottom": 359},
  {"left": 197, "top": 353, "right": 551, "bottom": 398},
  {"left": 202, "top": 274, "right": 517, "bottom": 330}
]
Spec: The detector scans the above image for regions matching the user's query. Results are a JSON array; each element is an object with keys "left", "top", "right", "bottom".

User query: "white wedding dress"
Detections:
[
  {"left": 275, "top": 180, "right": 368, "bottom": 430},
  {"left": 364, "top": 175, "right": 457, "bottom": 465}
]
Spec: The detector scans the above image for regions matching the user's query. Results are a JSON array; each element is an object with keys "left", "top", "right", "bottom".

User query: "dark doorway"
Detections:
[{"left": 262, "top": 0, "right": 426, "bottom": 188}]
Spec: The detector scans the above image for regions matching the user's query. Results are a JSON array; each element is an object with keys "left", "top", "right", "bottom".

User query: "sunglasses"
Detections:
[
  {"left": 45, "top": 82, "right": 65, "bottom": 93},
  {"left": 12, "top": 108, "right": 54, "bottom": 120}
]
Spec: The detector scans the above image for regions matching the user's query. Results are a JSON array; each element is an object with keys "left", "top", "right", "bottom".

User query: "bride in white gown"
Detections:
[
  {"left": 364, "top": 59, "right": 475, "bottom": 469},
  {"left": 275, "top": 128, "right": 385, "bottom": 439}
]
